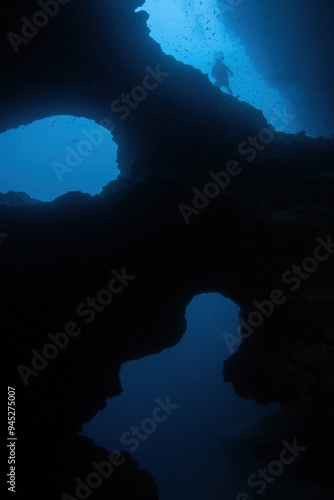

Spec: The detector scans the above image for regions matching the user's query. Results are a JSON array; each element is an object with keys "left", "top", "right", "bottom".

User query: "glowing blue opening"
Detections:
[
  {"left": 0, "top": 116, "right": 119, "bottom": 202},
  {"left": 82, "top": 293, "right": 280, "bottom": 499},
  {"left": 135, "top": 0, "right": 311, "bottom": 135}
]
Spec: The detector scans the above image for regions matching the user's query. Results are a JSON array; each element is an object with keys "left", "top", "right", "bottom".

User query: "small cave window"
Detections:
[{"left": 0, "top": 115, "right": 119, "bottom": 202}]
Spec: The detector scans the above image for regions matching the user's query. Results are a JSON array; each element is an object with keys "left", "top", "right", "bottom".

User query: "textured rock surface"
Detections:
[{"left": 1, "top": 1, "right": 334, "bottom": 498}]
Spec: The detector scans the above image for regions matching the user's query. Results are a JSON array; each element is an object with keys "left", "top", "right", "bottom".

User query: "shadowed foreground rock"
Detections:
[{"left": 1, "top": 0, "right": 334, "bottom": 498}]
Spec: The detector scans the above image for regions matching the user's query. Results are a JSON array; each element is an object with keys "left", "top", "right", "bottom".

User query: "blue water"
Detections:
[
  {"left": 136, "top": 0, "right": 306, "bottom": 135},
  {"left": 1, "top": 2, "right": 330, "bottom": 497},
  {"left": 0, "top": 116, "right": 119, "bottom": 202},
  {"left": 82, "top": 293, "right": 280, "bottom": 499}
]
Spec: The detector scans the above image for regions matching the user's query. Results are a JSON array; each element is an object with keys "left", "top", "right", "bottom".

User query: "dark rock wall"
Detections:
[{"left": 1, "top": 1, "right": 334, "bottom": 498}]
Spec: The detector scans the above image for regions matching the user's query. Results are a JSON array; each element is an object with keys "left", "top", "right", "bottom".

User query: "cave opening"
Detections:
[
  {"left": 82, "top": 292, "right": 280, "bottom": 500},
  {"left": 0, "top": 115, "right": 119, "bottom": 202},
  {"left": 135, "top": 0, "right": 330, "bottom": 138}
]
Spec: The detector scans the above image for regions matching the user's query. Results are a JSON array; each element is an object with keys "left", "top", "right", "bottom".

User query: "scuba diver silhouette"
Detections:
[{"left": 212, "top": 56, "right": 234, "bottom": 96}]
